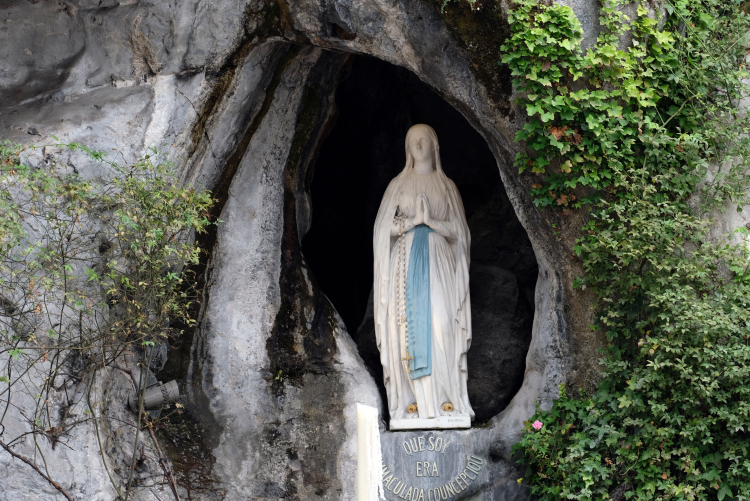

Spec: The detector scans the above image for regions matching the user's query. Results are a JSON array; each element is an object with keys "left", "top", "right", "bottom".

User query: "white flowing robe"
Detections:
[{"left": 373, "top": 157, "right": 473, "bottom": 422}]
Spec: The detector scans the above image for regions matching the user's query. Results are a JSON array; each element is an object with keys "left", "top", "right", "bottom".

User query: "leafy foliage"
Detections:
[
  {"left": 500, "top": 0, "right": 750, "bottom": 209},
  {"left": 489, "top": 0, "right": 750, "bottom": 499},
  {"left": 0, "top": 140, "right": 213, "bottom": 498},
  {"left": 517, "top": 200, "right": 750, "bottom": 499}
]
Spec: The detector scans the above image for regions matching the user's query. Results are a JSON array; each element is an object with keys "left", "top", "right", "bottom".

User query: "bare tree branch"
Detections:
[
  {"left": 147, "top": 425, "right": 181, "bottom": 501},
  {"left": 0, "top": 436, "right": 74, "bottom": 501}
]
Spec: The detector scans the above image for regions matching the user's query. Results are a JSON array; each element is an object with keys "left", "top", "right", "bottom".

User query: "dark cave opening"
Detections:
[{"left": 301, "top": 55, "right": 538, "bottom": 422}]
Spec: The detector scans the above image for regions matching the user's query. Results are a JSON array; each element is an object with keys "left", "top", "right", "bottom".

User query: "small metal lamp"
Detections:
[{"left": 129, "top": 380, "right": 180, "bottom": 412}]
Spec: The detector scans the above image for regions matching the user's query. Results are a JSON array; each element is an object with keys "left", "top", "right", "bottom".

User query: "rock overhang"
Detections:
[{"left": 0, "top": 1, "right": 586, "bottom": 499}]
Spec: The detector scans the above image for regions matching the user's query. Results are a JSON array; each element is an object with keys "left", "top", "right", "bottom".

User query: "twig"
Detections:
[
  {"left": 118, "top": 364, "right": 180, "bottom": 500},
  {"left": 87, "top": 370, "right": 124, "bottom": 500},
  {"left": 113, "top": 365, "right": 138, "bottom": 390},
  {"left": 124, "top": 345, "right": 156, "bottom": 501},
  {"left": 0, "top": 436, "right": 74, "bottom": 501},
  {"left": 147, "top": 425, "right": 181, "bottom": 501}
]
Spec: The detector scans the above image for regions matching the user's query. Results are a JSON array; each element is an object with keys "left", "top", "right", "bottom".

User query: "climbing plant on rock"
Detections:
[
  {"left": 0, "top": 140, "right": 214, "bottom": 499},
  {"left": 501, "top": 0, "right": 750, "bottom": 209},
  {"left": 493, "top": 0, "right": 750, "bottom": 499}
]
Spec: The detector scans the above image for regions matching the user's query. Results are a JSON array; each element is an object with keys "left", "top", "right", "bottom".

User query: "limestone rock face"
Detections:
[
  {"left": 184, "top": 45, "right": 382, "bottom": 500},
  {"left": 0, "top": 1, "right": 85, "bottom": 104},
  {"left": 468, "top": 264, "right": 533, "bottom": 423},
  {"left": 0, "top": 0, "right": 603, "bottom": 499}
]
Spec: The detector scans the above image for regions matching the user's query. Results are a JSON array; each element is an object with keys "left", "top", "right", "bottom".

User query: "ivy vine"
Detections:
[
  {"left": 489, "top": 0, "right": 750, "bottom": 499},
  {"left": 500, "top": 0, "right": 750, "bottom": 209}
]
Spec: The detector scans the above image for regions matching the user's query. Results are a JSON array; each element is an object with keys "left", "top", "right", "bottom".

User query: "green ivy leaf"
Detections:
[{"left": 717, "top": 485, "right": 732, "bottom": 501}]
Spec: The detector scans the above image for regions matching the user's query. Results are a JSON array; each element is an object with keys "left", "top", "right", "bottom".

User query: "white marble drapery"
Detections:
[{"left": 373, "top": 125, "right": 474, "bottom": 427}]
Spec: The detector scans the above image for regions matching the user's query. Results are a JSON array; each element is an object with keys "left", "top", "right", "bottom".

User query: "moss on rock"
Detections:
[{"left": 431, "top": 0, "right": 514, "bottom": 115}]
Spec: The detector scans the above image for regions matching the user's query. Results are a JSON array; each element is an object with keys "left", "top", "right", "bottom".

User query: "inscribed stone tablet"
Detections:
[{"left": 380, "top": 430, "right": 488, "bottom": 501}]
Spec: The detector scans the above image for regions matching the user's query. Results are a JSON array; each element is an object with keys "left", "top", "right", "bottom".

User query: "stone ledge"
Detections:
[{"left": 390, "top": 415, "right": 471, "bottom": 430}]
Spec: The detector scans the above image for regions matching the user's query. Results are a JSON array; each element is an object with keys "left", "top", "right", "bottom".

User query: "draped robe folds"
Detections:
[{"left": 373, "top": 142, "right": 474, "bottom": 422}]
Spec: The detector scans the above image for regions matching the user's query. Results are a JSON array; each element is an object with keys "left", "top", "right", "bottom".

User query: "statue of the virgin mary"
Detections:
[{"left": 373, "top": 124, "right": 474, "bottom": 429}]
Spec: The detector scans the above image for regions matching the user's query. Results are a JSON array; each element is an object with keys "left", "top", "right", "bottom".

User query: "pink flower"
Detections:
[{"left": 532, "top": 420, "right": 543, "bottom": 430}]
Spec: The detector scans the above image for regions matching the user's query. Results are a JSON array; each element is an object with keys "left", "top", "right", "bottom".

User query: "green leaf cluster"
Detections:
[
  {"left": 517, "top": 194, "right": 750, "bottom": 498},
  {"left": 500, "top": 0, "right": 750, "bottom": 209},
  {"left": 0, "top": 139, "right": 213, "bottom": 447},
  {"left": 491, "top": 0, "right": 750, "bottom": 499}
]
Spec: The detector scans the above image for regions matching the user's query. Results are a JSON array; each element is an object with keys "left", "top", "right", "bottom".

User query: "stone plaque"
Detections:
[{"left": 380, "top": 430, "right": 488, "bottom": 500}]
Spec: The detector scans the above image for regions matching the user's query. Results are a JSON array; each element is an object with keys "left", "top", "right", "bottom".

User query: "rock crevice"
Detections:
[{"left": 0, "top": 0, "right": 592, "bottom": 498}]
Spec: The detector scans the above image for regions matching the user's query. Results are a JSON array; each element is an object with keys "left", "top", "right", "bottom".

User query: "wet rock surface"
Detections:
[
  {"left": 0, "top": 0, "right": 586, "bottom": 499},
  {"left": 468, "top": 264, "right": 533, "bottom": 423},
  {"left": 179, "top": 46, "right": 381, "bottom": 500}
]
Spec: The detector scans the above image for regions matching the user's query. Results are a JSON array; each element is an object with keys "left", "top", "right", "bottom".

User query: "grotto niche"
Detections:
[{"left": 301, "top": 56, "right": 539, "bottom": 424}]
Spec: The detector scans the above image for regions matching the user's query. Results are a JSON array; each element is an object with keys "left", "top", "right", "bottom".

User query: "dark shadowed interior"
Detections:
[{"left": 301, "top": 55, "right": 538, "bottom": 423}]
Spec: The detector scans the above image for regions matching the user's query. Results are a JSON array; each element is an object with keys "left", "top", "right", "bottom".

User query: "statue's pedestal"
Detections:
[
  {"left": 380, "top": 429, "right": 487, "bottom": 501},
  {"left": 390, "top": 415, "right": 471, "bottom": 430}
]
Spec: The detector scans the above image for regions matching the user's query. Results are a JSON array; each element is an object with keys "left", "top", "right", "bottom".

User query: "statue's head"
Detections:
[{"left": 405, "top": 124, "right": 440, "bottom": 171}]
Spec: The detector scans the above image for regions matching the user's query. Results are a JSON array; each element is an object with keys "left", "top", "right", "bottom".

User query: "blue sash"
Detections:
[{"left": 406, "top": 224, "right": 433, "bottom": 379}]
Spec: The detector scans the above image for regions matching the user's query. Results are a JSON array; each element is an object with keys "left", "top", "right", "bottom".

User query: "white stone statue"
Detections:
[{"left": 373, "top": 124, "right": 474, "bottom": 430}]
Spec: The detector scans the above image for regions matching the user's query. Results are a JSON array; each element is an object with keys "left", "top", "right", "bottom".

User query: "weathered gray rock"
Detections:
[
  {"left": 0, "top": 1, "right": 84, "bottom": 104},
  {"left": 0, "top": 0, "right": 600, "bottom": 499},
  {"left": 0, "top": 353, "right": 179, "bottom": 501},
  {"left": 184, "top": 44, "right": 382, "bottom": 500},
  {"left": 467, "top": 264, "right": 533, "bottom": 423}
]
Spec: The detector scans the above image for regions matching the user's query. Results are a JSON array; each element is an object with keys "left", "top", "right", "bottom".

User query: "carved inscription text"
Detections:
[{"left": 382, "top": 433, "right": 485, "bottom": 501}]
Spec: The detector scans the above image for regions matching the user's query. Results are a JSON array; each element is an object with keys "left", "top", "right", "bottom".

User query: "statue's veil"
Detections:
[{"left": 372, "top": 124, "right": 473, "bottom": 418}]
